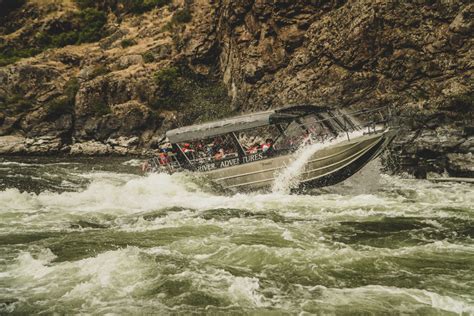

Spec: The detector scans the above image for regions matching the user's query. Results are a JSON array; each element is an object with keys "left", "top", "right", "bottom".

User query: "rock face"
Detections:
[{"left": 0, "top": 0, "right": 472, "bottom": 176}]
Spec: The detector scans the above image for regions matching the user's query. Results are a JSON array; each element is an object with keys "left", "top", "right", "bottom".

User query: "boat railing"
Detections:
[
  {"left": 148, "top": 154, "right": 183, "bottom": 173},
  {"left": 280, "top": 105, "right": 392, "bottom": 138}
]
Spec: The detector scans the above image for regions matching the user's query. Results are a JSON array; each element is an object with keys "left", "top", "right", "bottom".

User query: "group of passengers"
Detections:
[
  {"left": 151, "top": 127, "right": 327, "bottom": 169},
  {"left": 243, "top": 138, "right": 274, "bottom": 155},
  {"left": 160, "top": 137, "right": 276, "bottom": 164},
  {"left": 180, "top": 139, "right": 231, "bottom": 161}
]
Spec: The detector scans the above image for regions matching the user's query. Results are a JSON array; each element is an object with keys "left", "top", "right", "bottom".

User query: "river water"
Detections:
[{"left": 0, "top": 156, "right": 473, "bottom": 315}]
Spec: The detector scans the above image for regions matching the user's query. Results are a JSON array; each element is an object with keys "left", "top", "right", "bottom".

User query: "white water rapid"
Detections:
[
  {"left": 0, "top": 157, "right": 473, "bottom": 315},
  {"left": 272, "top": 130, "right": 366, "bottom": 193}
]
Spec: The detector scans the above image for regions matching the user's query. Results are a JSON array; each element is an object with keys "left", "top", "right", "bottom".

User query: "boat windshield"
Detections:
[{"left": 273, "top": 114, "right": 335, "bottom": 151}]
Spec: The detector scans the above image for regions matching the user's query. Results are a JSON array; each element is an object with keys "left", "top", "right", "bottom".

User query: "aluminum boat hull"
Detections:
[{"left": 204, "top": 129, "right": 396, "bottom": 191}]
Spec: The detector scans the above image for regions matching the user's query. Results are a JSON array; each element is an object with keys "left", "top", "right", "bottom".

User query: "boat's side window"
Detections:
[
  {"left": 179, "top": 135, "right": 239, "bottom": 164},
  {"left": 237, "top": 126, "right": 280, "bottom": 155},
  {"left": 274, "top": 115, "right": 333, "bottom": 150}
]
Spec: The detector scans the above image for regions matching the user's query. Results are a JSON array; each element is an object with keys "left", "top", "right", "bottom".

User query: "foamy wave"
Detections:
[
  {"left": 314, "top": 285, "right": 474, "bottom": 315},
  {"left": 272, "top": 130, "right": 366, "bottom": 193},
  {"left": 121, "top": 159, "right": 144, "bottom": 167},
  {"left": 1, "top": 168, "right": 473, "bottom": 234},
  {"left": 1, "top": 246, "right": 166, "bottom": 313}
]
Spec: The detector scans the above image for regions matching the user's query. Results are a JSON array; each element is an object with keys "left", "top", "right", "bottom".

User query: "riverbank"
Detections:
[{"left": 0, "top": 135, "right": 156, "bottom": 156}]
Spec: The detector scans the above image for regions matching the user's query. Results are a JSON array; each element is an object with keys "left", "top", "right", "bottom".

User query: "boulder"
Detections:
[
  {"left": 447, "top": 153, "right": 474, "bottom": 177},
  {"left": 24, "top": 136, "right": 63, "bottom": 154},
  {"left": 0, "top": 135, "right": 26, "bottom": 154},
  {"left": 70, "top": 141, "right": 111, "bottom": 156}
]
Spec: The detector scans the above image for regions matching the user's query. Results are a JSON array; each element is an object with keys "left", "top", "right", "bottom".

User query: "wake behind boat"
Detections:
[{"left": 144, "top": 105, "right": 397, "bottom": 191}]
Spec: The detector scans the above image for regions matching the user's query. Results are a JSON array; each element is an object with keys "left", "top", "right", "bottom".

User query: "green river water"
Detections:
[{"left": 0, "top": 156, "right": 473, "bottom": 315}]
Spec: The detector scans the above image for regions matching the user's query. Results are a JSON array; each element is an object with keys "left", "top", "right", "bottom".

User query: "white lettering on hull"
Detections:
[
  {"left": 219, "top": 158, "right": 240, "bottom": 168},
  {"left": 197, "top": 163, "right": 217, "bottom": 172},
  {"left": 198, "top": 154, "right": 265, "bottom": 172},
  {"left": 243, "top": 153, "right": 264, "bottom": 163}
]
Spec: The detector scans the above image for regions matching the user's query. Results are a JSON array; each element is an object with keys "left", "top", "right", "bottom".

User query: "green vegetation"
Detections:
[
  {"left": 0, "top": 8, "right": 107, "bottom": 67},
  {"left": 74, "top": 0, "right": 96, "bottom": 9},
  {"left": 121, "top": 38, "right": 137, "bottom": 48},
  {"left": 76, "top": 8, "right": 108, "bottom": 43},
  {"left": 172, "top": 8, "right": 192, "bottom": 24},
  {"left": 0, "top": 93, "right": 33, "bottom": 114},
  {"left": 45, "top": 78, "right": 80, "bottom": 119},
  {"left": 91, "top": 65, "right": 110, "bottom": 78},
  {"left": 74, "top": 0, "right": 171, "bottom": 14},
  {"left": 45, "top": 97, "right": 73, "bottom": 120},
  {"left": 33, "top": 8, "right": 107, "bottom": 46},
  {"left": 161, "top": 8, "right": 193, "bottom": 33},
  {"left": 91, "top": 101, "right": 111, "bottom": 116},
  {"left": 64, "top": 78, "right": 80, "bottom": 100},
  {"left": 142, "top": 51, "right": 155, "bottom": 63},
  {"left": 0, "top": 47, "right": 40, "bottom": 67},
  {"left": 154, "top": 66, "right": 181, "bottom": 96},
  {"left": 123, "top": 0, "right": 171, "bottom": 14},
  {"left": 151, "top": 66, "right": 233, "bottom": 124}
]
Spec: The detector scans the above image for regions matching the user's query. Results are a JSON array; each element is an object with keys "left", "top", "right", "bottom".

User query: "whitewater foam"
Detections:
[
  {"left": 272, "top": 130, "right": 366, "bottom": 193},
  {"left": 1, "top": 156, "right": 473, "bottom": 314},
  {"left": 1, "top": 168, "right": 472, "bottom": 235}
]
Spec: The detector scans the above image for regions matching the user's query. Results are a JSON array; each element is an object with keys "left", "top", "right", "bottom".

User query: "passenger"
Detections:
[
  {"left": 261, "top": 138, "right": 273, "bottom": 153},
  {"left": 182, "top": 143, "right": 195, "bottom": 160},
  {"left": 141, "top": 160, "right": 149, "bottom": 172},
  {"left": 182, "top": 143, "right": 193, "bottom": 153},
  {"left": 206, "top": 143, "right": 214, "bottom": 157},
  {"left": 247, "top": 143, "right": 260, "bottom": 154},
  {"left": 301, "top": 132, "right": 312, "bottom": 146},
  {"left": 158, "top": 149, "right": 169, "bottom": 165},
  {"left": 193, "top": 142, "right": 205, "bottom": 160},
  {"left": 214, "top": 148, "right": 225, "bottom": 160}
]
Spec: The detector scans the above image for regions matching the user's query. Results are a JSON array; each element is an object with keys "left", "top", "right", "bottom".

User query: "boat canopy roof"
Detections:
[{"left": 166, "top": 105, "right": 329, "bottom": 143}]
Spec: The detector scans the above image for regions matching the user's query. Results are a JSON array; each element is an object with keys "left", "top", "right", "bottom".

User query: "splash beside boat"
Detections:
[{"left": 144, "top": 105, "right": 397, "bottom": 191}]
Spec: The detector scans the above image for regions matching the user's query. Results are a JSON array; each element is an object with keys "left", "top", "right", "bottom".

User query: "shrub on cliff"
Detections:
[
  {"left": 74, "top": 0, "right": 171, "bottom": 14},
  {"left": 172, "top": 8, "right": 192, "bottom": 24},
  {"left": 91, "top": 65, "right": 110, "bottom": 78},
  {"left": 0, "top": 93, "right": 33, "bottom": 114},
  {"left": 76, "top": 8, "right": 108, "bottom": 43},
  {"left": 142, "top": 51, "right": 155, "bottom": 63},
  {"left": 154, "top": 67, "right": 181, "bottom": 96},
  {"left": 151, "top": 66, "right": 233, "bottom": 124},
  {"left": 45, "top": 97, "right": 73, "bottom": 120},
  {"left": 120, "top": 38, "right": 137, "bottom": 48},
  {"left": 37, "top": 8, "right": 106, "bottom": 46},
  {"left": 45, "top": 78, "right": 80, "bottom": 120},
  {"left": 0, "top": 47, "right": 40, "bottom": 67},
  {"left": 0, "top": 7, "right": 106, "bottom": 66},
  {"left": 122, "top": 0, "right": 171, "bottom": 13},
  {"left": 91, "top": 102, "right": 111, "bottom": 116},
  {"left": 449, "top": 92, "right": 474, "bottom": 114}
]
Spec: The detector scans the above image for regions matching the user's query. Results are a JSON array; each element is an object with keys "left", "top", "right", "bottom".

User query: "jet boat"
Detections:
[{"left": 145, "top": 105, "right": 397, "bottom": 191}]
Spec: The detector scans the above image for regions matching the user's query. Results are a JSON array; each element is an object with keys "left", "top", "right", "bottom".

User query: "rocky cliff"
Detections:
[{"left": 0, "top": 0, "right": 472, "bottom": 176}]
